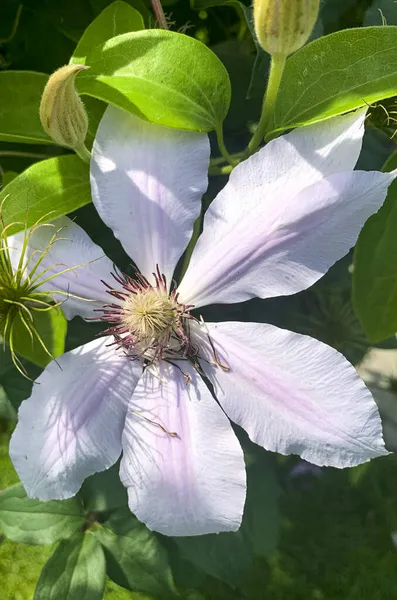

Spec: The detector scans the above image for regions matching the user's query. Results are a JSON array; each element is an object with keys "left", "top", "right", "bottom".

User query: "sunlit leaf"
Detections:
[
  {"left": 269, "top": 27, "right": 397, "bottom": 136},
  {"left": 34, "top": 534, "right": 106, "bottom": 600},
  {"left": 78, "top": 29, "right": 231, "bottom": 132},
  {"left": 0, "top": 484, "right": 85, "bottom": 545},
  {"left": 0, "top": 156, "right": 91, "bottom": 235}
]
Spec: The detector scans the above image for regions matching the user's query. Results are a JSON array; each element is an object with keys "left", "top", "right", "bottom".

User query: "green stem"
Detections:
[
  {"left": 216, "top": 127, "right": 238, "bottom": 167},
  {"left": 75, "top": 144, "right": 91, "bottom": 163},
  {"left": 0, "top": 151, "right": 49, "bottom": 160},
  {"left": 208, "top": 164, "right": 233, "bottom": 176},
  {"left": 210, "top": 152, "right": 243, "bottom": 168},
  {"left": 241, "top": 54, "right": 286, "bottom": 160},
  {"left": 0, "top": 4, "right": 23, "bottom": 44}
]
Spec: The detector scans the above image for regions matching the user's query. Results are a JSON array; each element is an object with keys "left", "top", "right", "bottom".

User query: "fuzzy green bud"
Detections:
[
  {"left": 254, "top": 0, "right": 320, "bottom": 57},
  {"left": 40, "top": 64, "right": 89, "bottom": 151}
]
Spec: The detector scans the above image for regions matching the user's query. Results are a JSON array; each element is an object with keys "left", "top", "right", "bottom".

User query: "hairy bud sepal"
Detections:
[
  {"left": 254, "top": 0, "right": 320, "bottom": 57},
  {"left": 40, "top": 64, "right": 90, "bottom": 160}
]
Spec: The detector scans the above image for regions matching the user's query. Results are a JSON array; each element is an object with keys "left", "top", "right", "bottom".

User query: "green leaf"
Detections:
[
  {"left": 78, "top": 29, "right": 231, "bottom": 132},
  {"left": 34, "top": 534, "right": 106, "bottom": 600},
  {"left": 0, "top": 72, "right": 104, "bottom": 149},
  {"left": 9, "top": 308, "right": 67, "bottom": 368},
  {"left": 353, "top": 154, "right": 397, "bottom": 342},
  {"left": 175, "top": 529, "right": 252, "bottom": 588},
  {"left": 0, "top": 342, "right": 40, "bottom": 409},
  {"left": 79, "top": 462, "right": 128, "bottom": 513},
  {"left": 93, "top": 507, "right": 177, "bottom": 596},
  {"left": 269, "top": 27, "right": 397, "bottom": 136},
  {"left": 243, "top": 458, "right": 281, "bottom": 558},
  {"left": 90, "top": 0, "right": 150, "bottom": 24},
  {"left": 191, "top": 0, "right": 269, "bottom": 99},
  {"left": 70, "top": 1, "right": 144, "bottom": 66},
  {"left": 0, "top": 72, "right": 51, "bottom": 145},
  {"left": 0, "top": 484, "right": 85, "bottom": 545},
  {"left": 0, "top": 155, "right": 91, "bottom": 235}
]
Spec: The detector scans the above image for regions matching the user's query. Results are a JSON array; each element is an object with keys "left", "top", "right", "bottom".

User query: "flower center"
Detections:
[
  {"left": 122, "top": 289, "right": 177, "bottom": 344},
  {"left": 98, "top": 266, "right": 195, "bottom": 363}
]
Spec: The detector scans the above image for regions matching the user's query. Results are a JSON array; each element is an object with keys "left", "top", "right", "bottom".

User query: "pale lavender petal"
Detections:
[
  {"left": 10, "top": 338, "right": 141, "bottom": 501},
  {"left": 90, "top": 107, "right": 210, "bottom": 285},
  {"left": 120, "top": 361, "right": 246, "bottom": 536},
  {"left": 229, "top": 107, "right": 366, "bottom": 194},
  {"left": 7, "top": 216, "right": 115, "bottom": 319},
  {"left": 194, "top": 321, "right": 388, "bottom": 468},
  {"left": 178, "top": 169, "right": 395, "bottom": 307}
]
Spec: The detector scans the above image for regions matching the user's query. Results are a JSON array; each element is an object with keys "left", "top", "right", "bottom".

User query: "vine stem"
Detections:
[
  {"left": 241, "top": 54, "right": 286, "bottom": 161},
  {"left": 216, "top": 126, "right": 238, "bottom": 167},
  {"left": 151, "top": 0, "right": 168, "bottom": 29},
  {"left": 0, "top": 151, "right": 49, "bottom": 160},
  {"left": 75, "top": 144, "right": 91, "bottom": 163}
]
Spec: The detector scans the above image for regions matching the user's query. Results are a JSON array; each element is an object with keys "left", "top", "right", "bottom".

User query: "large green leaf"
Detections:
[
  {"left": 0, "top": 72, "right": 51, "bottom": 145},
  {"left": 70, "top": 1, "right": 144, "bottom": 65},
  {"left": 34, "top": 534, "right": 106, "bottom": 600},
  {"left": 0, "top": 484, "right": 85, "bottom": 545},
  {"left": 9, "top": 308, "right": 67, "bottom": 368},
  {"left": 93, "top": 507, "right": 177, "bottom": 596},
  {"left": 269, "top": 27, "right": 397, "bottom": 135},
  {"left": 0, "top": 155, "right": 91, "bottom": 235},
  {"left": 78, "top": 29, "right": 231, "bottom": 132},
  {"left": 353, "top": 153, "right": 397, "bottom": 342}
]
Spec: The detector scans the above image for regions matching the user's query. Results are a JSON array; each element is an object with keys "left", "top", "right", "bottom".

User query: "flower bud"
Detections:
[
  {"left": 254, "top": 0, "right": 320, "bottom": 57},
  {"left": 40, "top": 64, "right": 89, "bottom": 150}
]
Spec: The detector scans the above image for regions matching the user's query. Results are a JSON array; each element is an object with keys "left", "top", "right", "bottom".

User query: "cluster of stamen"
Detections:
[{"left": 97, "top": 265, "right": 196, "bottom": 363}]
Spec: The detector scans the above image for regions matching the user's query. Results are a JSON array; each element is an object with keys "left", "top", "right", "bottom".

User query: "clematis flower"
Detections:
[{"left": 9, "top": 107, "right": 394, "bottom": 536}]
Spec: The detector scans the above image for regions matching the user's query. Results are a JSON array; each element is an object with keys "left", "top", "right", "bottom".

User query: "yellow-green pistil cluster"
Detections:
[{"left": 123, "top": 289, "right": 178, "bottom": 346}]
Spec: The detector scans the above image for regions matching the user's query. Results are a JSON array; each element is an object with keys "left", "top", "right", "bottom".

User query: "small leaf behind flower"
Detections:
[
  {"left": 8, "top": 308, "right": 67, "bottom": 368},
  {"left": 0, "top": 484, "right": 85, "bottom": 545},
  {"left": 34, "top": 533, "right": 106, "bottom": 600},
  {"left": 70, "top": 1, "right": 144, "bottom": 65},
  {"left": 353, "top": 150, "right": 397, "bottom": 342}
]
